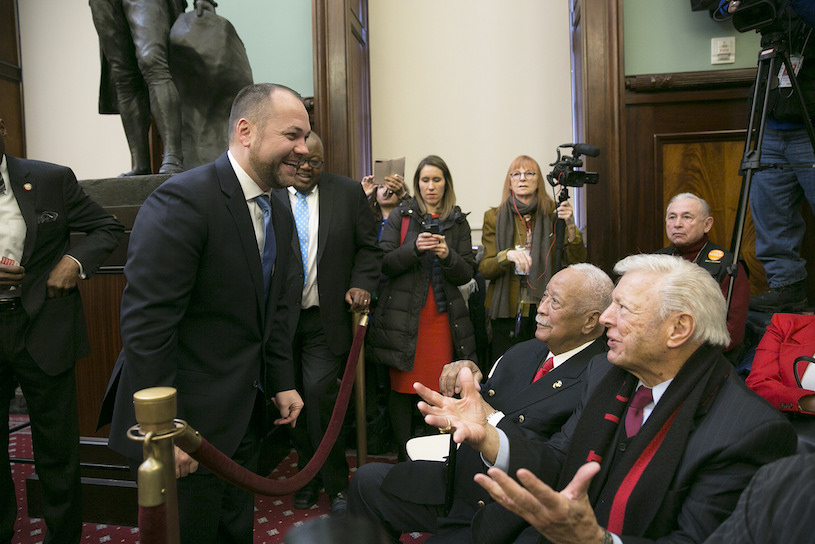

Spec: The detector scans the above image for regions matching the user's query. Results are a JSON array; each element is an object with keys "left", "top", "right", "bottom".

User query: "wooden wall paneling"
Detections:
[
  {"left": 0, "top": 0, "right": 24, "bottom": 157},
  {"left": 75, "top": 273, "right": 125, "bottom": 437},
  {"left": 622, "top": 91, "right": 751, "bottom": 259},
  {"left": 657, "top": 133, "right": 768, "bottom": 295},
  {"left": 312, "top": 0, "right": 371, "bottom": 181},
  {"left": 571, "top": 0, "right": 624, "bottom": 276}
]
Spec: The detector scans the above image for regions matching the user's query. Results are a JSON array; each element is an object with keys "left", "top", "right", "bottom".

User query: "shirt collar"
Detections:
[
  {"left": 550, "top": 339, "right": 598, "bottom": 369},
  {"left": 227, "top": 150, "right": 267, "bottom": 200},
  {"left": 637, "top": 377, "right": 674, "bottom": 407}
]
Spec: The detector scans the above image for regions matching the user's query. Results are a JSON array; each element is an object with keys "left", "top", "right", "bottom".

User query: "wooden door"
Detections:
[{"left": 312, "top": 0, "right": 371, "bottom": 181}]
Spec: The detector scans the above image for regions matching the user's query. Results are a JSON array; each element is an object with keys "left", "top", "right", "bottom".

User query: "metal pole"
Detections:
[
  {"left": 133, "top": 387, "right": 181, "bottom": 544},
  {"left": 353, "top": 312, "right": 368, "bottom": 466}
]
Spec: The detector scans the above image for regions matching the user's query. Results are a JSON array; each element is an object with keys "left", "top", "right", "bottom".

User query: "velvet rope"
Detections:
[
  {"left": 138, "top": 504, "right": 167, "bottom": 544},
  {"left": 180, "top": 319, "right": 367, "bottom": 496}
]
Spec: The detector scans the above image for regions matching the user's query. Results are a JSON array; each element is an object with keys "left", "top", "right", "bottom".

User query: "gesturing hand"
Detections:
[{"left": 474, "top": 462, "right": 606, "bottom": 544}]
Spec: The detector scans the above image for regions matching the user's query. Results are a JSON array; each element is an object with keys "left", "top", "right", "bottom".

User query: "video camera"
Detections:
[
  {"left": 731, "top": 0, "right": 786, "bottom": 32},
  {"left": 546, "top": 143, "right": 600, "bottom": 188}
]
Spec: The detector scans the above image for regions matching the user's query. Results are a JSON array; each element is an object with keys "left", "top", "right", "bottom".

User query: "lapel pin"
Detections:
[
  {"left": 24, "top": 183, "right": 33, "bottom": 191},
  {"left": 552, "top": 380, "right": 563, "bottom": 389}
]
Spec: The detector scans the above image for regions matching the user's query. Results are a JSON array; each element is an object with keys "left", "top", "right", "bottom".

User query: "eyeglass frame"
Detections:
[
  {"left": 509, "top": 171, "right": 538, "bottom": 181},
  {"left": 298, "top": 158, "right": 324, "bottom": 169}
]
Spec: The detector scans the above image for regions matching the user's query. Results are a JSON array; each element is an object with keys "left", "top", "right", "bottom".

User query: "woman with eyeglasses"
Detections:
[
  {"left": 479, "top": 155, "right": 586, "bottom": 364},
  {"left": 367, "top": 155, "right": 477, "bottom": 460}
]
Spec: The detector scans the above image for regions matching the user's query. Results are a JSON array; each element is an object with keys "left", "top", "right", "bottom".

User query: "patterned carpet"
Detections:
[{"left": 8, "top": 415, "right": 430, "bottom": 544}]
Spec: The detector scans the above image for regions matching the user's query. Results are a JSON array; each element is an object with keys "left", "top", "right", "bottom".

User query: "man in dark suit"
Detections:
[
  {"left": 274, "top": 132, "right": 382, "bottom": 516},
  {"left": 0, "top": 117, "right": 124, "bottom": 543},
  {"left": 102, "top": 83, "right": 307, "bottom": 544},
  {"left": 349, "top": 263, "right": 614, "bottom": 542},
  {"left": 453, "top": 254, "right": 797, "bottom": 544}
]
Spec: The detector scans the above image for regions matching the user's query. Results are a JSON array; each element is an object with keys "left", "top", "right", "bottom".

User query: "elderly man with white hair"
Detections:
[{"left": 418, "top": 254, "right": 795, "bottom": 544}]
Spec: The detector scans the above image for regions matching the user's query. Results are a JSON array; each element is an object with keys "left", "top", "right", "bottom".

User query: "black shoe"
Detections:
[
  {"left": 749, "top": 280, "right": 808, "bottom": 313},
  {"left": 293, "top": 482, "right": 320, "bottom": 509},
  {"left": 329, "top": 491, "right": 348, "bottom": 517}
]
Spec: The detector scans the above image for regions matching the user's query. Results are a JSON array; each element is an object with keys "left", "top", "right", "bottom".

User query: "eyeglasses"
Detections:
[
  {"left": 299, "top": 158, "right": 324, "bottom": 169},
  {"left": 510, "top": 171, "right": 538, "bottom": 181}
]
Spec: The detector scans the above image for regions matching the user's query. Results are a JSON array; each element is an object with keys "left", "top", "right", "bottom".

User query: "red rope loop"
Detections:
[{"left": 178, "top": 320, "right": 367, "bottom": 496}]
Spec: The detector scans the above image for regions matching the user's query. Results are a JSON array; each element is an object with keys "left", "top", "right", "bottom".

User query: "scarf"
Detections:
[
  {"left": 489, "top": 194, "right": 552, "bottom": 319},
  {"left": 668, "top": 233, "right": 710, "bottom": 263},
  {"left": 559, "top": 344, "right": 731, "bottom": 537}
]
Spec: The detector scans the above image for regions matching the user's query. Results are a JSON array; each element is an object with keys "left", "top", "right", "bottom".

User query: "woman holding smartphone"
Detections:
[{"left": 367, "top": 155, "right": 477, "bottom": 460}]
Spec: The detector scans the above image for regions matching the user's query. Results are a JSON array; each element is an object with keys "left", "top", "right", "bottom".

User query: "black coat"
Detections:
[{"left": 367, "top": 199, "right": 476, "bottom": 371}]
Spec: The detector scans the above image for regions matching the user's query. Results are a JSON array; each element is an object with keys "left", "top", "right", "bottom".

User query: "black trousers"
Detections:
[
  {"left": 1, "top": 305, "right": 82, "bottom": 544},
  {"left": 289, "top": 307, "right": 349, "bottom": 496}
]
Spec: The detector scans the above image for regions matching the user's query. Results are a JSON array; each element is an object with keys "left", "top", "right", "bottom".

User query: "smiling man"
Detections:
[
  {"left": 348, "top": 263, "right": 612, "bottom": 542},
  {"left": 656, "top": 193, "right": 748, "bottom": 357},
  {"left": 273, "top": 132, "right": 382, "bottom": 516},
  {"left": 102, "top": 83, "right": 308, "bottom": 544},
  {"left": 462, "top": 254, "right": 795, "bottom": 544}
]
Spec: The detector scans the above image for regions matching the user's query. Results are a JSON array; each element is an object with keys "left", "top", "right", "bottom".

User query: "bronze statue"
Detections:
[{"left": 90, "top": 0, "right": 218, "bottom": 176}]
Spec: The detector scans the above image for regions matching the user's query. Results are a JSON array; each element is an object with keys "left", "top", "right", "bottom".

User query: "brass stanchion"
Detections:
[
  {"left": 354, "top": 312, "right": 368, "bottom": 466},
  {"left": 130, "top": 387, "right": 181, "bottom": 544}
]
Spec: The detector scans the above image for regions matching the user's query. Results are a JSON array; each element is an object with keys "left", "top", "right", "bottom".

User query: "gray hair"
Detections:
[
  {"left": 567, "top": 263, "right": 614, "bottom": 316},
  {"left": 613, "top": 254, "right": 730, "bottom": 348},
  {"left": 667, "top": 192, "right": 711, "bottom": 218}
]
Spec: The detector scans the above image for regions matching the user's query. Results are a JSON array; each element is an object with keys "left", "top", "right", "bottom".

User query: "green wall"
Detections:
[
  {"left": 624, "top": 0, "right": 762, "bottom": 75},
  {"left": 216, "top": 1, "right": 313, "bottom": 96}
]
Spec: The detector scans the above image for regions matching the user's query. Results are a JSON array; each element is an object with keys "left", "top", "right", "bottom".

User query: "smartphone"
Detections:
[{"left": 425, "top": 223, "right": 441, "bottom": 235}]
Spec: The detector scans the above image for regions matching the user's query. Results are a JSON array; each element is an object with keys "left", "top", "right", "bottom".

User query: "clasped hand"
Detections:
[{"left": 415, "top": 232, "right": 449, "bottom": 259}]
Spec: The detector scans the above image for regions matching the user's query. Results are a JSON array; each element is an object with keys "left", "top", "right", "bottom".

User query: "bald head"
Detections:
[{"left": 227, "top": 83, "right": 311, "bottom": 191}]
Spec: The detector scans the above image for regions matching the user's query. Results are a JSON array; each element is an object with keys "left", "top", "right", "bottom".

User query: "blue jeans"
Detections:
[{"left": 749, "top": 125, "right": 815, "bottom": 288}]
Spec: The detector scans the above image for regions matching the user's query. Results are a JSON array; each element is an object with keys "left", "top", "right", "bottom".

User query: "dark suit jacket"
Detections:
[
  {"left": 273, "top": 172, "right": 381, "bottom": 356},
  {"left": 6, "top": 155, "right": 123, "bottom": 375},
  {"left": 102, "top": 152, "right": 297, "bottom": 461},
  {"left": 473, "top": 351, "right": 797, "bottom": 544},
  {"left": 746, "top": 313, "right": 815, "bottom": 413},
  {"left": 703, "top": 452, "right": 815, "bottom": 544},
  {"left": 380, "top": 338, "right": 607, "bottom": 536}
]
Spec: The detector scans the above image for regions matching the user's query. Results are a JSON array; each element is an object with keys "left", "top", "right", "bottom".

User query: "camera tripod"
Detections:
[{"left": 727, "top": 28, "right": 815, "bottom": 310}]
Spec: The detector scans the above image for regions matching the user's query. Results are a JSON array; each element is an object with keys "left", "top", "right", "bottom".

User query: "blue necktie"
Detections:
[
  {"left": 254, "top": 195, "right": 276, "bottom": 296},
  {"left": 294, "top": 192, "right": 309, "bottom": 284}
]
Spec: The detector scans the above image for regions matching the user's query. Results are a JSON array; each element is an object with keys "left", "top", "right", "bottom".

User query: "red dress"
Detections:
[{"left": 389, "top": 284, "right": 453, "bottom": 394}]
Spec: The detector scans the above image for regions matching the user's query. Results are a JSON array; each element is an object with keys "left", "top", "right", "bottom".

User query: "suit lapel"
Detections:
[
  {"left": 316, "top": 178, "right": 332, "bottom": 264},
  {"left": 7, "top": 157, "right": 38, "bottom": 264},
  {"left": 215, "top": 155, "right": 265, "bottom": 307},
  {"left": 500, "top": 339, "right": 605, "bottom": 414}
]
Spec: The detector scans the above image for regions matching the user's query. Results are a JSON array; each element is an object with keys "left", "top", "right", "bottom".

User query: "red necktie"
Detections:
[
  {"left": 532, "top": 356, "right": 554, "bottom": 383},
  {"left": 624, "top": 385, "right": 653, "bottom": 437}
]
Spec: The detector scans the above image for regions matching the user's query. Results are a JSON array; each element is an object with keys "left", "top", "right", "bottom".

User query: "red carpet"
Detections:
[{"left": 9, "top": 415, "right": 430, "bottom": 543}]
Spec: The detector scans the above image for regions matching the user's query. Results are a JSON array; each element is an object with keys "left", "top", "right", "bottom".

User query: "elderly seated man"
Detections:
[
  {"left": 421, "top": 254, "right": 794, "bottom": 544},
  {"left": 656, "top": 192, "right": 749, "bottom": 358},
  {"left": 349, "top": 263, "right": 614, "bottom": 542}
]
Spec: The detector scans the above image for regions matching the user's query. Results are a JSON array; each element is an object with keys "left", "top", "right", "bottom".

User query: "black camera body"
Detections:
[
  {"left": 732, "top": 0, "right": 784, "bottom": 32},
  {"left": 546, "top": 144, "right": 600, "bottom": 188}
]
